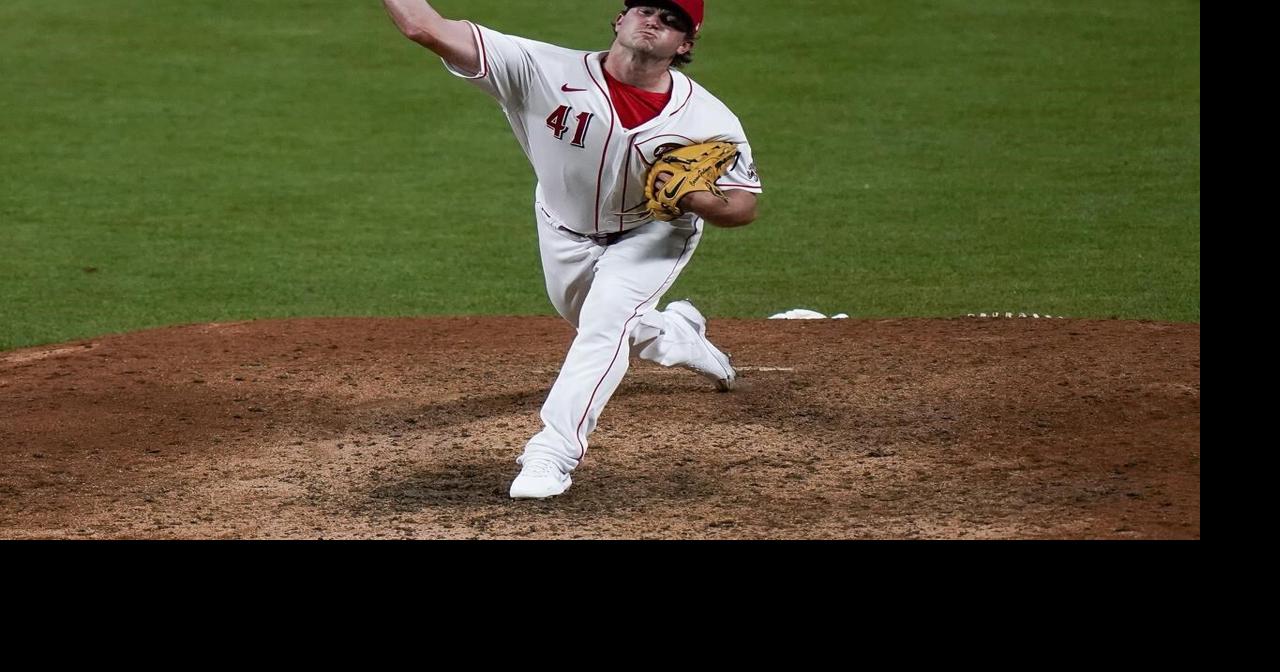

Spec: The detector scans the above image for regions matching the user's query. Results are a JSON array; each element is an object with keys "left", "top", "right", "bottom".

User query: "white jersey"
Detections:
[{"left": 442, "top": 22, "right": 763, "bottom": 235}]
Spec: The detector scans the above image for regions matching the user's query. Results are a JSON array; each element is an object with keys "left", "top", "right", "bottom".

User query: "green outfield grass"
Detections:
[{"left": 0, "top": 0, "right": 1200, "bottom": 350}]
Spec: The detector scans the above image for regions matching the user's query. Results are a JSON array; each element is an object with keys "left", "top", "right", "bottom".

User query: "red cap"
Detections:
[{"left": 625, "top": 0, "right": 704, "bottom": 34}]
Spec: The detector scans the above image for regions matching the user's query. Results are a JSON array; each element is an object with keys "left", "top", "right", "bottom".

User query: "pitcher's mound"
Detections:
[{"left": 0, "top": 316, "right": 1200, "bottom": 539}]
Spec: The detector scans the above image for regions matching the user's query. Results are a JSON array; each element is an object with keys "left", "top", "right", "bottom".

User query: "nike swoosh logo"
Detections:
[
  {"left": 561, "top": 84, "right": 588, "bottom": 92},
  {"left": 663, "top": 177, "right": 686, "bottom": 199}
]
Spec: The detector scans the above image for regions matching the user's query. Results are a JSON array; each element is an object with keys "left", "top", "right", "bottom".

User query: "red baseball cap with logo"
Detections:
[{"left": 624, "top": 0, "right": 704, "bottom": 34}]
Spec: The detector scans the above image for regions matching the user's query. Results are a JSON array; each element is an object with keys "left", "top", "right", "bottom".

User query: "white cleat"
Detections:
[
  {"left": 509, "top": 458, "right": 573, "bottom": 499},
  {"left": 666, "top": 300, "right": 736, "bottom": 392}
]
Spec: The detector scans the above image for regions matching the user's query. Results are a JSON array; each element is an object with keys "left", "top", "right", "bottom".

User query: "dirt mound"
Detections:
[{"left": 0, "top": 316, "right": 1200, "bottom": 539}]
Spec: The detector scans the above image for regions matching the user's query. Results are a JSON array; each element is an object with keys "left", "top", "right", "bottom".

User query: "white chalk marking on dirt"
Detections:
[{"left": 1, "top": 344, "right": 97, "bottom": 365}]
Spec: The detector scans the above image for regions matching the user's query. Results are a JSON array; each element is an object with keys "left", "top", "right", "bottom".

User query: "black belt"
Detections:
[{"left": 558, "top": 226, "right": 626, "bottom": 246}]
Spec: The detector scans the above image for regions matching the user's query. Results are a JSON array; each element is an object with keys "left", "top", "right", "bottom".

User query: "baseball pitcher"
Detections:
[{"left": 381, "top": 0, "right": 763, "bottom": 498}]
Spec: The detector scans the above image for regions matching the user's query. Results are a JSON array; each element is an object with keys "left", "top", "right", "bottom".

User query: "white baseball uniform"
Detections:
[{"left": 440, "top": 22, "right": 763, "bottom": 474}]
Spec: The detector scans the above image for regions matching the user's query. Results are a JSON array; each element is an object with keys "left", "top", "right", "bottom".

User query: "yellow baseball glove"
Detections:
[{"left": 644, "top": 141, "right": 739, "bottom": 221}]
